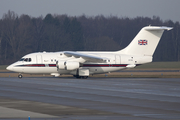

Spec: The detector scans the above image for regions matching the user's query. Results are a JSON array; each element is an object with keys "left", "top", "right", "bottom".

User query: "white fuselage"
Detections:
[{"left": 7, "top": 51, "right": 152, "bottom": 76}]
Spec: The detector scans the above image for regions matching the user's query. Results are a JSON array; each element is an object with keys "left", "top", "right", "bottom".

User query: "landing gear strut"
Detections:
[{"left": 18, "top": 74, "right": 23, "bottom": 78}]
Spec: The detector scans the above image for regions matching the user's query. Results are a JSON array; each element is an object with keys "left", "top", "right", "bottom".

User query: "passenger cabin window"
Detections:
[{"left": 19, "top": 58, "right": 32, "bottom": 62}]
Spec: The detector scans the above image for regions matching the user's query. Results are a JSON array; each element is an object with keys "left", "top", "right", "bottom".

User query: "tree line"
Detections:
[{"left": 0, "top": 10, "right": 180, "bottom": 64}]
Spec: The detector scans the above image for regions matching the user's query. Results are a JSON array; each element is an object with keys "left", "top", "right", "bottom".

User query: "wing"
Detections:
[{"left": 64, "top": 51, "right": 108, "bottom": 63}]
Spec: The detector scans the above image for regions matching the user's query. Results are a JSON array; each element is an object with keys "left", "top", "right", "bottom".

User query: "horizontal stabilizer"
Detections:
[{"left": 144, "top": 26, "right": 173, "bottom": 31}]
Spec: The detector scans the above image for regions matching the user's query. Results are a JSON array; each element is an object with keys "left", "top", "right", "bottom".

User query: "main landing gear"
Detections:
[
  {"left": 18, "top": 74, "right": 23, "bottom": 78},
  {"left": 73, "top": 75, "right": 88, "bottom": 79}
]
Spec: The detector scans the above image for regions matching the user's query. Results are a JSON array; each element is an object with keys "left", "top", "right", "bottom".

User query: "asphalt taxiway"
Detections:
[{"left": 0, "top": 77, "right": 180, "bottom": 120}]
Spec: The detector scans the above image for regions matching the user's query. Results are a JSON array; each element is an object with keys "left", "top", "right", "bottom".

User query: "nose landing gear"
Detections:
[{"left": 18, "top": 74, "right": 23, "bottom": 78}]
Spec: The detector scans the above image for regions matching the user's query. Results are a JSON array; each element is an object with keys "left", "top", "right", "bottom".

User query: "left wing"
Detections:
[{"left": 64, "top": 51, "right": 108, "bottom": 63}]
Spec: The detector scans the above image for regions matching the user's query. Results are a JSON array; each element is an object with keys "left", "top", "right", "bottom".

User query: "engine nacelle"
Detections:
[
  {"left": 65, "top": 61, "right": 80, "bottom": 70},
  {"left": 57, "top": 61, "right": 80, "bottom": 70}
]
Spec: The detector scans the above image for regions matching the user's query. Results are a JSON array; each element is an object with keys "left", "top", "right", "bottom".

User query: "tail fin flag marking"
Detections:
[{"left": 138, "top": 40, "right": 148, "bottom": 45}]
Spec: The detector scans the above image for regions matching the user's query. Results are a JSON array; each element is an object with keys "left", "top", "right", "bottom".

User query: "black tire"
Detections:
[
  {"left": 74, "top": 75, "right": 88, "bottom": 79},
  {"left": 73, "top": 75, "right": 81, "bottom": 79},
  {"left": 18, "top": 74, "right": 23, "bottom": 78},
  {"left": 76, "top": 76, "right": 81, "bottom": 79},
  {"left": 82, "top": 76, "right": 88, "bottom": 79}
]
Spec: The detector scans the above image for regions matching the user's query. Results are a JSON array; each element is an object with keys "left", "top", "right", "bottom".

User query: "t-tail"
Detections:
[
  {"left": 118, "top": 26, "right": 173, "bottom": 56},
  {"left": 117, "top": 26, "right": 173, "bottom": 66}
]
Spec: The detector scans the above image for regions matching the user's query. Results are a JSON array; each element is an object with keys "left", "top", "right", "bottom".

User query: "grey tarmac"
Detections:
[{"left": 0, "top": 77, "right": 180, "bottom": 120}]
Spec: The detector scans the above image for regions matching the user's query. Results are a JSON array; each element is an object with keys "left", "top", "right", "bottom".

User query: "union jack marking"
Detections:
[{"left": 138, "top": 40, "right": 147, "bottom": 45}]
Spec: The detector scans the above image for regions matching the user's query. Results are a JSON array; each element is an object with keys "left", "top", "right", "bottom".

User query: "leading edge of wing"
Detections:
[{"left": 64, "top": 51, "right": 108, "bottom": 62}]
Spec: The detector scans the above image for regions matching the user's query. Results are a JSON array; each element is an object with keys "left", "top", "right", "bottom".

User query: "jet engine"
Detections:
[{"left": 56, "top": 61, "right": 80, "bottom": 70}]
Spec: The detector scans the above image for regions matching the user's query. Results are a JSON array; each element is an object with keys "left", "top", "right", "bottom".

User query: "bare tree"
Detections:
[{"left": 2, "top": 10, "right": 19, "bottom": 59}]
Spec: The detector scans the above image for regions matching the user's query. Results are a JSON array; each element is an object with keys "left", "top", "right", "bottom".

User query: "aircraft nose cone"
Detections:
[{"left": 6, "top": 65, "right": 13, "bottom": 71}]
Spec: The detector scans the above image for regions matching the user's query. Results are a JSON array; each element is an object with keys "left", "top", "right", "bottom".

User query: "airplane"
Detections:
[{"left": 6, "top": 26, "right": 172, "bottom": 78}]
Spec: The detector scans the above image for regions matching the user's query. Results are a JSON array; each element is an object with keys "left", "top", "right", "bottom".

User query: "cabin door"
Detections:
[
  {"left": 36, "top": 55, "right": 42, "bottom": 64},
  {"left": 115, "top": 55, "right": 120, "bottom": 64}
]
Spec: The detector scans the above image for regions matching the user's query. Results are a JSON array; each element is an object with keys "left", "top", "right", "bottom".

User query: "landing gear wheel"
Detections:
[
  {"left": 76, "top": 75, "right": 81, "bottom": 79},
  {"left": 18, "top": 74, "right": 23, "bottom": 78},
  {"left": 73, "top": 75, "right": 88, "bottom": 79},
  {"left": 82, "top": 76, "right": 88, "bottom": 79}
]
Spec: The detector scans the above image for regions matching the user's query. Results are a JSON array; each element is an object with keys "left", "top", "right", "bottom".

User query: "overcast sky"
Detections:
[{"left": 0, "top": 0, "right": 180, "bottom": 22}]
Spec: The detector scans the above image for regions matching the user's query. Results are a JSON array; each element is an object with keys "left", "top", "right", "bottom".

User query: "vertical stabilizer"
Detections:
[{"left": 118, "top": 26, "right": 172, "bottom": 56}]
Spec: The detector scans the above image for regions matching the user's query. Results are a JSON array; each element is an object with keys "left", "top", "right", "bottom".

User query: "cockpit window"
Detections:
[
  {"left": 29, "top": 58, "right": 31, "bottom": 62},
  {"left": 24, "top": 58, "right": 28, "bottom": 62},
  {"left": 19, "top": 58, "right": 32, "bottom": 62},
  {"left": 19, "top": 58, "right": 25, "bottom": 61}
]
